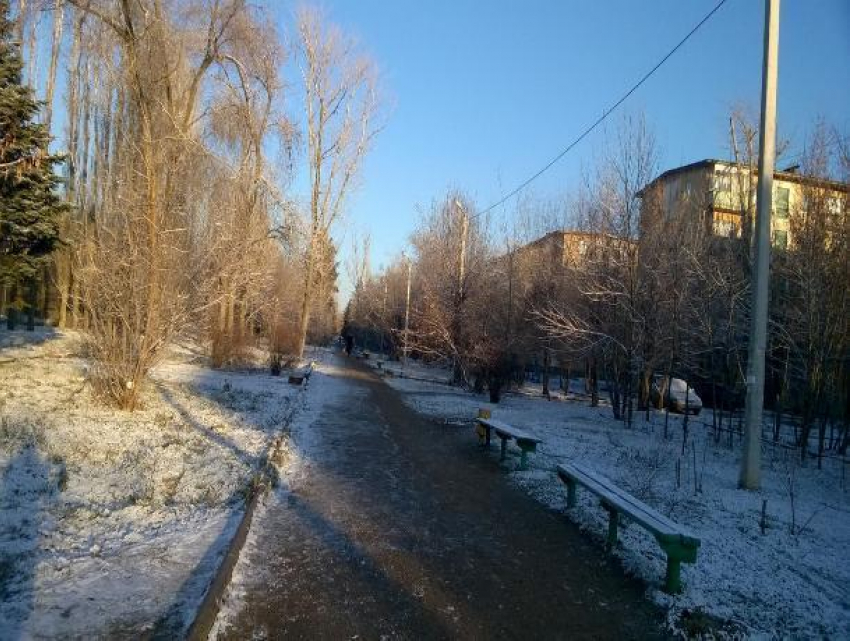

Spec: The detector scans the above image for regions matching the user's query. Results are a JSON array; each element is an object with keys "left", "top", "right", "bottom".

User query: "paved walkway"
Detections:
[{"left": 218, "top": 355, "right": 665, "bottom": 639}]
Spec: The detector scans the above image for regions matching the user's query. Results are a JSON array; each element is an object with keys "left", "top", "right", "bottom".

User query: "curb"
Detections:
[{"left": 186, "top": 379, "right": 307, "bottom": 640}]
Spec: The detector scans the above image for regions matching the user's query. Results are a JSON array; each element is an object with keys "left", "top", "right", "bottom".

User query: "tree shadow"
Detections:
[
  {"left": 0, "top": 444, "right": 52, "bottom": 640},
  {"left": 0, "top": 326, "right": 61, "bottom": 352},
  {"left": 146, "top": 381, "right": 289, "bottom": 637},
  {"left": 155, "top": 382, "right": 261, "bottom": 469},
  {"left": 148, "top": 506, "right": 245, "bottom": 639}
]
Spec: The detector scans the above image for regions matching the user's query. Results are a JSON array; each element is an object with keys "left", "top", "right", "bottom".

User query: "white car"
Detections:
[{"left": 651, "top": 375, "right": 702, "bottom": 415}]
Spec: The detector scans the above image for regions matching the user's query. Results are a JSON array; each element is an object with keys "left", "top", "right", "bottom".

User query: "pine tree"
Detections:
[{"left": 0, "top": 0, "right": 66, "bottom": 330}]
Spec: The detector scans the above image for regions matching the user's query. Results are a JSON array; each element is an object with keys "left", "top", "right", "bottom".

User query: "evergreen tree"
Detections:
[{"left": 0, "top": 0, "right": 66, "bottom": 330}]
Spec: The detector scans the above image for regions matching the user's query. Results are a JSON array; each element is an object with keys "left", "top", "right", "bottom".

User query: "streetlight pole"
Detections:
[
  {"left": 381, "top": 279, "right": 387, "bottom": 357},
  {"left": 403, "top": 254, "right": 411, "bottom": 373},
  {"left": 457, "top": 200, "right": 468, "bottom": 299},
  {"left": 740, "top": 0, "right": 780, "bottom": 491},
  {"left": 453, "top": 199, "right": 468, "bottom": 385}
]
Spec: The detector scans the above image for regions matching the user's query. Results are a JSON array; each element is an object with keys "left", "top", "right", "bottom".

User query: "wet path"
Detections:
[{"left": 217, "top": 356, "right": 665, "bottom": 640}]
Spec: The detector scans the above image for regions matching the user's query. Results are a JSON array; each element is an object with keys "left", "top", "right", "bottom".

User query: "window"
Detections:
[
  {"left": 714, "top": 173, "right": 732, "bottom": 192},
  {"left": 713, "top": 219, "right": 735, "bottom": 238},
  {"left": 773, "top": 229, "right": 788, "bottom": 249},
  {"left": 775, "top": 186, "right": 790, "bottom": 218},
  {"left": 712, "top": 212, "right": 742, "bottom": 238}
]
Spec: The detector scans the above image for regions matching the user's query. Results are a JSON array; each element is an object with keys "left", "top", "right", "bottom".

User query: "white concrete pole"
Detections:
[
  {"left": 740, "top": 0, "right": 780, "bottom": 490},
  {"left": 403, "top": 256, "right": 411, "bottom": 372}
]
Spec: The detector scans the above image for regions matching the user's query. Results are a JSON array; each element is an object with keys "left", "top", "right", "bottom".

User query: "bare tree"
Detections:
[
  {"left": 539, "top": 115, "right": 657, "bottom": 424},
  {"left": 66, "top": 0, "right": 264, "bottom": 408},
  {"left": 771, "top": 122, "right": 849, "bottom": 464},
  {"left": 294, "top": 6, "right": 380, "bottom": 358}
]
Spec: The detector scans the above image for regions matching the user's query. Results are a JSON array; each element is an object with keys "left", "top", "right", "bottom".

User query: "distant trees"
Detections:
[
  {"left": 538, "top": 116, "right": 658, "bottom": 425},
  {"left": 406, "top": 193, "right": 493, "bottom": 388},
  {"left": 347, "top": 112, "right": 849, "bottom": 468},
  {"left": 770, "top": 123, "right": 850, "bottom": 462},
  {"left": 0, "top": 0, "right": 65, "bottom": 331}
]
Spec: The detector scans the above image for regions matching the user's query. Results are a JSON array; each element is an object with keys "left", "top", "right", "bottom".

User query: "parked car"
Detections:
[{"left": 651, "top": 375, "right": 703, "bottom": 415}]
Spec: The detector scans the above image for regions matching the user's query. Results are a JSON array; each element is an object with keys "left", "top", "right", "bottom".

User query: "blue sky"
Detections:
[{"left": 270, "top": 0, "right": 849, "bottom": 298}]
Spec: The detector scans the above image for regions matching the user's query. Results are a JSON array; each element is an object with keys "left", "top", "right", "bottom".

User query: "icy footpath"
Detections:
[
  {"left": 379, "top": 368, "right": 850, "bottom": 639},
  {"left": 210, "top": 356, "right": 351, "bottom": 638},
  {"left": 0, "top": 330, "right": 309, "bottom": 637}
]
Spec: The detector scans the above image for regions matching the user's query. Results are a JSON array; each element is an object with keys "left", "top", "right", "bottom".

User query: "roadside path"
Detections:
[{"left": 215, "top": 354, "right": 665, "bottom": 639}]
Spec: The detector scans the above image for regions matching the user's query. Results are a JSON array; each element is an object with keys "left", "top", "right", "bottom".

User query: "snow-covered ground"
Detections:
[
  {"left": 0, "top": 328, "right": 306, "bottom": 637},
  {"left": 371, "top": 360, "right": 850, "bottom": 638}
]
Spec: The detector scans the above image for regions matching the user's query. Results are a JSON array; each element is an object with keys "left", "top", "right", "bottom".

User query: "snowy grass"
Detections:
[
  {"left": 0, "top": 328, "right": 306, "bottom": 637},
  {"left": 373, "top": 362, "right": 850, "bottom": 639}
]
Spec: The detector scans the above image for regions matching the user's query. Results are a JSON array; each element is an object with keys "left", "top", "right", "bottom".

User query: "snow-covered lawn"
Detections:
[
  {"left": 0, "top": 329, "right": 306, "bottom": 637},
  {"left": 373, "top": 362, "right": 850, "bottom": 638}
]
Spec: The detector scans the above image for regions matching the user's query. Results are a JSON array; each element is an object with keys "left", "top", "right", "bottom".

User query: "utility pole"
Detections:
[
  {"left": 381, "top": 280, "right": 387, "bottom": 357},
  {"left": 452, "top": 198, "right": 469, "bottom": 385},
  {"left": 457, "top": 200, "right": 469, "bottom": 298},
  {"left": 453, "top": 199, "right": 468, "bottom": 385},
  {"left": 740, "top": 0, "right": 780, "bottom": 491},
  {"left": 403, "top": 255, "right": 412, "bottom": 373}
]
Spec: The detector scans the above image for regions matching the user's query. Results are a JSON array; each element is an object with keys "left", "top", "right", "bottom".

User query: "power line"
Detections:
[{"left": 473, "top": 0, "right": 731, "bottom": 220}]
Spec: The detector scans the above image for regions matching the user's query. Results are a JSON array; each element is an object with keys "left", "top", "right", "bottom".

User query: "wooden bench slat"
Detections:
[
  {"left": 557, "top": 463, "right": 696, "bottom": 542},
  {"left": 559, "top": 465, "right": 677, "bottom": 531},
  {"left": 476, "top": 418, "right": 541, "bottom": 469},
  {"left": 556, "top": 461, "right": 700, "bottom": 594},
  {"left": 478, "top": 418, "right": 542, "bottom": 444}
]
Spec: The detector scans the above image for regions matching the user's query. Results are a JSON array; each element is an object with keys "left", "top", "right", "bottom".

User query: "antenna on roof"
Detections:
[{"left": 729, "top": 116, "right": 740, "bottom": 166}]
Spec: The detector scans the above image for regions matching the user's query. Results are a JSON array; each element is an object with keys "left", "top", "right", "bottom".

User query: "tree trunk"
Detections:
[
  {"left": 26, "top": 280, "right": 36, "bottom": 331},
  {"left": 44, "top": 1, "right": 65, "bottom": 134},
  {"left": 589, "top": 357, "right": 599, "bottom": 407},
  {"left": 58, "top": 265, "right": 69, "bottom": 329},
  {"left": 25, "top": 3, "right": 37, "bottom": 88},
  {"left": 15, "top": 0, "right": 26, "bottom": 46},
  {"left": 6, "top": 285, "right": 18, "bottom": 330},
  {"left": 638, "top": 369, "right": 651, "bottom": 411},
  {"left": 296, "top": 234, "right": 317, "bottom": 359}
]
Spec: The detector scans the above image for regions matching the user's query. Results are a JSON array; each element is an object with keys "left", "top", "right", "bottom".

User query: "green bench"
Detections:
[
  {"left": 557, "top": 463, "right": 700, "bottom": 594},
  {"left": 476, "top": 418, "right": 542, "bottom": 470}
]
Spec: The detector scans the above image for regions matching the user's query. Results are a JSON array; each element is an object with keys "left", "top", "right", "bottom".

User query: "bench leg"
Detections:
[
  {"left": 499, "top": 437, "right": 508, "bottom": 462},
  {"left": 657, "top": 541, "right": 695, "bottom": 594},
  {"left": 565, "top": 480, "right": 577, "bottom": 509},
  {"left": 665, "top": 556, "right": 682, "bottom": 595},
  {"left": 604, "top": 506, "right": 619, "bottom": 549},
  {"left": 516, "top": 443, "right": 536, "bottom": 470}
]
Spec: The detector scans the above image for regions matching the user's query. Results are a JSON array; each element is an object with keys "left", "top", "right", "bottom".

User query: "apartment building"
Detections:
[
  {"left": 515, "top": 229, "right": 636, "bottom": 269},
  {"left": 639, "top": 159, "right": 847, "bottom": 249}
]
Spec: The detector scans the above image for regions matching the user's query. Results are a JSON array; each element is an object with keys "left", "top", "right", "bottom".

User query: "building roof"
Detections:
[{"left": 638, "top": 158, "right": 849, "bottom": 197}]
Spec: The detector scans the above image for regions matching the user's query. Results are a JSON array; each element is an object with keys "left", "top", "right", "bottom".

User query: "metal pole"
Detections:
[
  {"left": 740, "top": 0, "right": 780, "bottom": 490},
  {"left": 458, "top": 207, "right": 468, "bottom": 298},
  {"left": 453, "top": 200, "right": 468, "bottom": 384},
  {"left": 379, "top": 280, "right": 387, "bottom": 357},
  {"left": 403, "top": 256, "right": 411, "bottom": 372}
]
